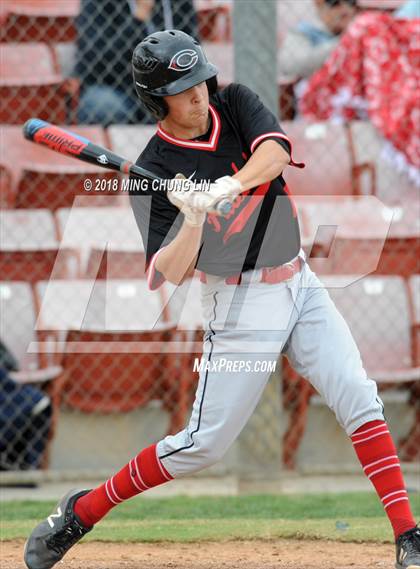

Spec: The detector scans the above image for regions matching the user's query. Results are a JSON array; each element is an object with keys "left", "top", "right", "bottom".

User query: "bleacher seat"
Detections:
[
  {"left": 377, "top": 202, "right": 420, "bottom": 277},
  {"left": 1, "top": 208, "right": 58, "bottom": 249},
  {"left": 35, "top": 279, "right": 188, "bottom": 433},
  {"left": 1, "top": 125, "right": 118, "bottom": 209},
  {"left": 409, "top": 275, "right": 420, "bottom": 326},
  {"left": 0, "top": 209, "right": 80, "bottom": 282},
  {"left": 35, "top": 279, "right": 168, "bottom": 332},
  {"left": 323, "top": 276, "right": 418, "bottom": 378},
  {"left": 196, "top": 2, "right": 231, "bottom": 42},
  {"left": 56, "top": 206, "right": 145, "bottom": 276},
  {"left": 107, "top": 125, "right": 156, "bottom": 163},
  {"left": 85, "top": 248, "right": 146, "bottom": 280},
  {"left": 406, "top": 274, "right": 420, "bottom": 460},
  {"left": 329, "top": 274, "right": 420, "bottom": 463},
  {"left": 409, "top": 275, "right": 420, "bottom": 368},
  {"left": 349, "top": 121, "right": 417, "bottom": 202},
  {"left": 0, "top": 43, "right": 75, "bottom": 124},
  {"left": 1, "top": 0, "right": 79, "bottom": 43},
  {"left": 283, "top": 275, "right": 420, "bottom": 466},
  {"left": 0, "top": 164, "right": 13, "bottom": 207},
  {"left": 282, "top": 121, "right": 364, "bottom": 196},
  {"left": 296, "top": 196, "right": 420, "bottom": 277},
  {"left": 1, "top": 281, "right": 39, "bottom": 371},
  {"left": 0, "top": 280, "right": 62, "bottom": 467}
]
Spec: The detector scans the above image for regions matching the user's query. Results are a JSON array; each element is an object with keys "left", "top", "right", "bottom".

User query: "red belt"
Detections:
[{"left": 200, "top": 256, "right": 303, "bottom": 285}]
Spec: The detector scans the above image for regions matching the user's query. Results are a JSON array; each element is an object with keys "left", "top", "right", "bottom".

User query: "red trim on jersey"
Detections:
[
  {"left": 147, "top": 246, "right": 167, "bottom": 290},
  {"left": 156, "top": 105, "right": 221, "bottom": 151},
  {"left": 223, "top": 182, "right": 270, "bottom": 244},
  {"left": 250, "top": 132, "right": 305, "bottom": 168}
]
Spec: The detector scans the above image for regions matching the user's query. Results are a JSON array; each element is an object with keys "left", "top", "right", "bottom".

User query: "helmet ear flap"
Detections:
[
  {"left": 206, "top": 76, "right": 218, "bottom": 96},
  {"left": 135, "top": 89, "right": 168, "bottom": 121},
  {"left": 149, "top": 96, "right": 168, "bottom": 120}
]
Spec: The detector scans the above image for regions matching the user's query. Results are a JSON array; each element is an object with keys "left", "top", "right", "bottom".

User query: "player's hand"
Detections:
[
  {"left": 199, "top": 175, "right": 243, "bottom": 214},
  {"left": 168, "top": 174, "right": 243, "bottom": 224},
  {"left": 210, "top": 176, "right": 243, "bottom": 201},
  {"left": 167, "top": 174, "right": 207, "bottom": 227},
  {"left": 191, "top": 175, "right": 243, "bottom": 214}
]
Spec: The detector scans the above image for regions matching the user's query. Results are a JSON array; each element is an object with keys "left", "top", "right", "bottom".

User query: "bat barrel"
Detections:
[{"left": 22, "top": 118, "right": 162, "bottom": 182}]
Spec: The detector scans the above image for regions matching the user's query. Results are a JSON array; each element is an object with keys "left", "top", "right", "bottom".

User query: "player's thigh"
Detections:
[
  {"left": 158, "top": 329, "right": 280, "bottom": 475},
  {"left": 157, "top": 282, "right": 296, "bottom": 475},
  {"left": 284, "top": 266, "right": 383, "bottom": 433}
]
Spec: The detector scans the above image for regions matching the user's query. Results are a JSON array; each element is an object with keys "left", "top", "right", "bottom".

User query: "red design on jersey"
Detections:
[
  {"left": 223, "top": 182, "right": 270, "bottom": 244},
  {"left": 207, "top": 213, "right": 221, "bottom": 232}
]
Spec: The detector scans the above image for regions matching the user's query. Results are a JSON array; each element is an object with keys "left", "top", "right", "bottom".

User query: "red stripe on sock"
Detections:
[
  {"left": 74, "top": 444, "right": 173, "bottom": 527},
  {"left": 139, "top": 444, "right": 173, "bottom": 486},
  {"left": 351, "top": 420, "right": 415, "bottom": 539}
]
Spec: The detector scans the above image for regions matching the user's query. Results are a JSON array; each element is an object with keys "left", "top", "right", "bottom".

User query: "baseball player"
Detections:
[{"left": 24, "top": 30, "right": 419, "bottom": 569}]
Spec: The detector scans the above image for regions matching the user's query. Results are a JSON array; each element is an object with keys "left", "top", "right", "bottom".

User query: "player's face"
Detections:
[{"left": 164, "top": 82, "right": 209, "bottom": 129}]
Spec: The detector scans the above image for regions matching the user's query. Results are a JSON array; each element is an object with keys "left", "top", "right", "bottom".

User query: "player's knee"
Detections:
[
  {"left": 198, "top": 445, "right": 227, "bottom": 468},
  {"left": 334, "top": 383, "right": 384, "bottom": 436}
]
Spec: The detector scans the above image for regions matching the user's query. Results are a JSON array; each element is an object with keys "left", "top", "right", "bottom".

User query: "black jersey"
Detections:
[{"left": 129, "top": 83, "right": 304, "bottom": 289}]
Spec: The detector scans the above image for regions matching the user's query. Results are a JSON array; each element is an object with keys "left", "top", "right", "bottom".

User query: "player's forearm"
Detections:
[
  {"left": 232, "top": 140, "right": 291, "bottom": 191},
  {"left": 155, "top": 221, "right": 203, "bottom": 285}
]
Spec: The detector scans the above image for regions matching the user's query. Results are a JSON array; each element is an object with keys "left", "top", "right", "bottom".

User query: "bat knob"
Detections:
[{"left": 216, "top": 199, "right": 232, "bottom": 216}]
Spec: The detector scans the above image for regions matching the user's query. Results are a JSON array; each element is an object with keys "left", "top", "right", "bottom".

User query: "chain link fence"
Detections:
[{"left": 0, "top": 0, "right": 418, "bottom": 476}]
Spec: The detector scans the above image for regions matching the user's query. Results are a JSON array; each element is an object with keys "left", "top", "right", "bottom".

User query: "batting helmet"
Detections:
[{"left": 132, "top": 30, "right": 218, "bottom": 120}]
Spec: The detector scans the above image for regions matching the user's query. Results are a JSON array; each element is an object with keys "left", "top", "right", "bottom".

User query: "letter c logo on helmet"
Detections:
[{"left": 168, "top": 49, "right": 199, "bottom": 72}]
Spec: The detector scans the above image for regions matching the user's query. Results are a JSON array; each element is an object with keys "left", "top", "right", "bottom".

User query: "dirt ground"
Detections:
[{"left": 3, "top": 539, "right": 394, "bottom": 569}]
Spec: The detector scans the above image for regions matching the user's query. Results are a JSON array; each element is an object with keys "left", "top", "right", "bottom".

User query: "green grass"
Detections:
[{"left": 1, "top": 492, "right": 419, "bottom": 544}]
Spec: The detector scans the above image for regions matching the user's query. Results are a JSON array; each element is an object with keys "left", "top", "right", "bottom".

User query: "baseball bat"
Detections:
[{"left": 22, "top": 118, "right": 232, "bottom": 215}]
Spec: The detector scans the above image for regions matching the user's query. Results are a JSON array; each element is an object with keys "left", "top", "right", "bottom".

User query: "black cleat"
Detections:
[
  {"left": 24, "top": 489, "right": 93, "bottom": 569},
  {"left": 396, "top": 525, "right": 420, "bottom": 569}
]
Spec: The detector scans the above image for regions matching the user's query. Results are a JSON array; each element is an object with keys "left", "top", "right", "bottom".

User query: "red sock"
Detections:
[
  {"left": 351, "top": 420, "right": 415, "bottom": 539},
  {"left": 74, "top": 444, "right": 173, "bottom": 527}
]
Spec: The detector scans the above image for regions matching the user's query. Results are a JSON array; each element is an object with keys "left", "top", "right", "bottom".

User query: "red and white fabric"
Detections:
[{"left": 300, "top": 12, "right": 420, "bottom": 177}]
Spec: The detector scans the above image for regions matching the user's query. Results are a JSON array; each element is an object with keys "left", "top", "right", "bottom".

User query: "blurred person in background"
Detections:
[
  {"left": 75, "top": 0, "right": 198, "bottom": 125},
  {"left": 299, "top": 6, "right": 419, "bottom": 182},
  {"left": 0, "top": 341, "right": 52, "bottom": 471},
  {"left": 278, "top": 0, "right": 358, "bottom": 79}
]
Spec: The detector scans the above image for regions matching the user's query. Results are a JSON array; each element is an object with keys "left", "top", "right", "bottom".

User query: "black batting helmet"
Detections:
[{"left": 132, "top": 30, "right": 218, "bottom": 120}]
